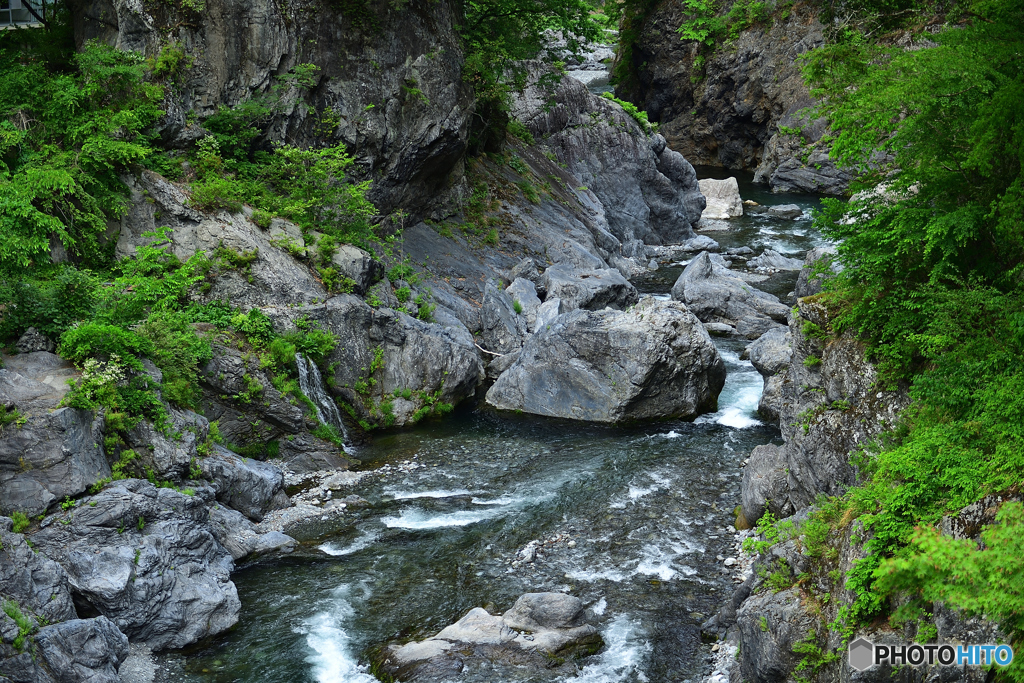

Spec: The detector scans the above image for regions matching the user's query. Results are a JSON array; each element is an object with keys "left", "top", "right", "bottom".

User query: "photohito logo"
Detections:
[{"left": 848, "top": 638, "right": 1015, "bottom": 671}]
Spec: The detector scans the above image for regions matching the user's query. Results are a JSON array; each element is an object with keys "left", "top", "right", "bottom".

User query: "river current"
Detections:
[{"left": 160, "top": 172, "right": 827, "bottom": 683}]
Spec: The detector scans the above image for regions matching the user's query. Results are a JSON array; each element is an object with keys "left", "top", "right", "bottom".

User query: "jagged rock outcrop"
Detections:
[
  {"left": 671, "top": 251, "right": 790, "bottom": 338},
  {"left": 31, "top": 480, "right": 240, "bottom": 651},
  {"left": 479, "top": 281, "right": 528, "bottom": 355},
  {"left": 487, "top": 298, "right": 725, "bottom": 422},
  {"left": 0, "top": 353, "right": 107, "bottom": 517},
  {"left": 200, "top": 445, "right": 288, "bottom": 522},
  {"left": 511, "top": 71, "right": 705, "bottom": 256},
  {"left": 740, "top": 298, "right": 908, "bottom": 523},
  {"left": 795, "top": 246, "right": 841, "bottom": 298},
  {"left": 74, "top": 0, "right": 473, "bottom": 217},
  {"left": 378, "top": 593, "right": 602, "bottom": 681},
  {"left": 617, "top": 2, "right": 852, "bottom": 194}
]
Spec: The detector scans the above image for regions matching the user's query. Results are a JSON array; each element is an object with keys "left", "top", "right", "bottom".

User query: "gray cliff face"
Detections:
[
  {"left": 618, "top": 2, "right": 852, "bottom": 194},
  {"left": 73, "top": 0, "right": 473, "bottom": 216}
]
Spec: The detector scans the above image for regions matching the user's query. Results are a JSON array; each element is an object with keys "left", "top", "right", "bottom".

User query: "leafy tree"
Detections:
[{"left": 0, "top": 41, "right": 163, "bottom": 271}]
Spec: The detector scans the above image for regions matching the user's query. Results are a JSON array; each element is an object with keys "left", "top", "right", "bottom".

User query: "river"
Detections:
[{"left": 159, "top": 173, "right": 827, "bottom": 683}]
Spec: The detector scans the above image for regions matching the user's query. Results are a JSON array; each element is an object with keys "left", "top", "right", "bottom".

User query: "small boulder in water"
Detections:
[
  {"left": 378, "top": 593, "right": 603, "bottom": 681},
  {"left": 766, "top": 204, "right": 803, "bottom": 220},
  {"left": 747, "top": 249, "right": 803, "bottom": 271},
  {"left": 699, "top": 178, "right": 744, "bottom": 219}
]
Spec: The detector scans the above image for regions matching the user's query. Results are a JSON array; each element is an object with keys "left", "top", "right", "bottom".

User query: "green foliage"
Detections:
[
  {"left": 0, "top": 41, "right": 164, "bottom": 271},
  {"left": 10, "top": 511, "right": 30, "bottom": 534},
  {"left": 600, "top": 92, "right": 657, "bottom": 133},
  {"left": 0, "top": 404, "right": 26, "bottom": 430},
  {"left": 874, "top": 503, "right": 1024, "bottom": 681},
  {"left": 507, "top": 119, "right": 535, "bottom": 145},
  {"left": 513, "top": 300, "right": 524, "bottom": 315},
  {"left": 2, "top": 599, "right": 36, "bottom": 651}
]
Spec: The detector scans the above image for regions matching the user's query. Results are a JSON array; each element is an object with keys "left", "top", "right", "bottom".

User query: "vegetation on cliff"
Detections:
[{"left": 790, "top": 0, "right": 1024, "bottom": 674}]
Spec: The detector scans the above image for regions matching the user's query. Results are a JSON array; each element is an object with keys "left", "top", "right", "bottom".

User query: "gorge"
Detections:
[{"left": 1, "top": 1, "right": 1022, "bottom": 682}]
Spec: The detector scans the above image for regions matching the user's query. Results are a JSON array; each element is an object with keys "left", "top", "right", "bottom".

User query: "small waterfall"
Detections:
[{"left": 295, "top": 353, "right": 348, "bottom": 446}]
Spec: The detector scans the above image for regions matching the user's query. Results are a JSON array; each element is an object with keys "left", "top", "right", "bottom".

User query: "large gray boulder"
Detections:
[
  {"left": 747, "top": 249, "right": 803, "bottom": 272},
  {"left": 487, "top": 298, "right": 725, "bottom": 423},
  {"left": 541, "top": 264, "right": 639, "bottom": 313},
  {"left": 671, "top": 251, "right": 790, "bottom": 338},
  {"left": 34, "top": 617, "right": 130, "bottom": 683},
  {"left": 200, "top": 445, "right": 287, "bottom": 522},
  {"left": 736, "top": 587, "right": 816, "bottom": 683},
  {"left": 479, "top": 281, "right": 527, "bottom": 354},
  {"left": 31, "top": 480, "right": 240, "bottom": 651},
  {"left": 208, "top": 504, "right": 296, "bottom": 561},
  {"left": 329, "top": 243, "right": 384, "bottom": 296},
  {"left": 0, "top": 354, "right": 107, "bottom": 516},
  {"left": 746, "top": 328, "right": 792, "bottom": 424},
  {"left": 380, "top": 593, "right": 602, "bottom": 681},
  {"left": 741, "top": 444, "right": 793, "bottom": 523}
]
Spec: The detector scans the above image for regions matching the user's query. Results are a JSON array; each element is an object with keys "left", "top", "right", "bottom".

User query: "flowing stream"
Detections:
[{"left": 162, "top": 174, "right": 826, "bottom": 683}]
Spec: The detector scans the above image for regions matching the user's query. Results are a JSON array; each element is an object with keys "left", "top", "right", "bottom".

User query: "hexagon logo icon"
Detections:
[{"left": 849, "top": 637, "right": 875, "bottom": 671}]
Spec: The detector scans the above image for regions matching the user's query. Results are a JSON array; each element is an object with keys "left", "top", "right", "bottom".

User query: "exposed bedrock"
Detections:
[
  {"left": 486, "top": 298, "right": 725, "bottom": 423},
  {"left": 72, "top": 0, "right": 473, "bottom": 216},
  {"left": 617, "top": 1, "right": 853, "bottom": 194}
]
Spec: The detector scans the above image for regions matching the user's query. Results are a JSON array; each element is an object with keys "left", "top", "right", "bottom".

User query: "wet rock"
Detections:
[
  {"left": 487, "top": 298, "right": 725, "bottom": 423},
  {"left": 381, "top": 593, "right": 602, "bottom": 681},
  {"left": 32, "top": 480, "right": 239, "bottom": 651},
  {"left": 34, "top": 616, "right": 129, "bottom": 683},
  {"left": 480, "top": 281, "right": 528, "bottom": 354},
  {"left": 699, "top": 178, "right": 743, "bottom": 219},
  {"left": 747, "top": 249, "right": 803, "bottom": 271},
  {"left": 765, "top": 205, "right": 803, "bottom": 220},
  {"left": 15, "top": 328, "right": 55, "bottom": 354},
  {"left": 671, "top": 252, "right": 790, "bottom": 338},
  {"left": 726, "top": 246, "right": 754, "bottom": 257},
  {"left": 541, "top": 264, "right": 639, "bottom": 313},
  {"left": 794, "top": 246, "right": 841, "bottom": 298},
  {"left": 200, "top": 445, "right": 287, "bottom": 522}
]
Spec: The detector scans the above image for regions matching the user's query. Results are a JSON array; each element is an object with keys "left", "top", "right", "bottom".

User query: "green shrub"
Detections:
[{"left": 10, "top": 511, "right": 30, "bottom": 534}]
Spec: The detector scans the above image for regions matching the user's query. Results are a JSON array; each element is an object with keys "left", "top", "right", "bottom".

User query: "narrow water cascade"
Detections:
[{"left": 296, "top": 353, "right": 349, "bottom": 445}]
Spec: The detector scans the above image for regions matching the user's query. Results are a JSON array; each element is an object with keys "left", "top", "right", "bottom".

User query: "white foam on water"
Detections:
[
  {"left": 628, "top": 485, "right": 656, "bottom": 501},
  {"left": 714, "top": 382, "right": 763, "bottom": 429},
  {"left": 302, "top": 587, "right": 377, "bottom": 683},
  {"left": 661, "top": 430, "right": 682, "bottom": 439},
  {"left": 471, "top": 495, "right": 518, "bottom": 506},
  {"left": 566, "top": 565, "right": 630, "bottom": 583},
  {"left": 381, "top": 508, "right": 498, "bottom": 530},
  {"left": 568, "top": 615, "right": 652, "bottom": 683},
  {"left": 319, "top": 532, "right": 376, "bottom": 557},
  {"left": 386, "top": 489, "right": 472, "bottom": 501},
  {"left": 634, "top": 545, "right": 678, "bottom": 581},
  {"left": 653, "top": 293, "right": 672, "bottom": 301},
  {"left": 591, "top": 597, "right": 608, "bottom": 616}
]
